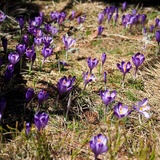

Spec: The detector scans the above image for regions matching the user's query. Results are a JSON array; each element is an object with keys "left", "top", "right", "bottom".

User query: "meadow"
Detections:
[{"left": 0, "top": 0, "right": 160, "bottom": 159}]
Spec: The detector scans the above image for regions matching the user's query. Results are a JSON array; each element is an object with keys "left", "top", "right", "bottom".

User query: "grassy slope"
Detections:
[{"left": 0, "top": 1, "right": 160, "bottom": 160}]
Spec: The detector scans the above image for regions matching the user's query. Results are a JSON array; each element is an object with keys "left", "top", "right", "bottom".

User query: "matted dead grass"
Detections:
[{"left": 0, "top": 0, "right": 160, "bottom": 160}]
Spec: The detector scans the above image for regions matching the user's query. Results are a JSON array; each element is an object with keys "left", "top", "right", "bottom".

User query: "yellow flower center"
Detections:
[{"left": 97, "top": 138, "right": 101, "bottom": 143}]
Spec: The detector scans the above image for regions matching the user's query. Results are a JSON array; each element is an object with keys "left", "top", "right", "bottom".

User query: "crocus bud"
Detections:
[
  {"left": 25, "top": 88, "right": 34, "bottom": 102},
  {"left": 155, "top": 30, "right": 160, "bottom": 45},
  {"left": 122, "top": 2, "right": 127, "bottom": 12},
  {"left": 38, "top": 90, "right": 49, "bottom": 105}
]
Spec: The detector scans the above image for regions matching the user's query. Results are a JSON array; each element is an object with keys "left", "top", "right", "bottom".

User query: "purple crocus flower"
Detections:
[
  {"left": 16, "top": 43, "right": 26, "bottom": 56},
  {"left": 122, "top": 2, "right": 127, "bottom": 12},
  {"left": 42, "top": 47, "right": 53, "bottom": 61},
  {"left": 45, "top": 23, "right": 52, "bottom": 33},
  {"left": 150, "top": 25, "right": 154, "bottom": 33},
  {"left": 132, "top": 9, "right": 137, "bottom": 16},
  {"left": 23, "top": 34, "right": 30, "bottom": 46},
  {"left": 114, "top": 102, "right": 132, "bottom": 118},
  {"left": 87, "top": 57, "right": 99, "bottom": 73},
  {"left": 38, "top": 90, "right": 49, "bottom": 105},
  {"left": 57, "top": 76, "right": 76, "bottom": 96},
  {"left": 82, "top": 71, "right": 95, "bottom": 89},
  {"left": 0, "top": 98, "right": 6, "bottom": 120},
  {"left": 50, "top": 11, "right": 58, "bottom": 21},
  {"left": 132, "top": 52, "right": 145, "bottom": 77},
  {"left": 107, "top": 13, "right": 112, "bottom": 23},
  {"left": 117, "top": 61, "right": 132, "bottom": 82},
  {"left": 43, "top": 36, "right": 53, "bottom": 48},
  {"left": 77, "top": 15, "right": 86, "bottom": 24},
  {"left": 27, "top": 26, "right": 35, "bottom": 35},
  {"left": 155, "top": 30, "right": 160, "bottom": 45},
  {"left": 57, "top": 12, "right": 66, "bottom": 24},
  {"left": 34, "top": 37, "right": 43, "bottom": 46},
  {"left": 0, "top": 11, "right": 6, "bottom": 22},
  {"left": 51, "top": 27, "right": 59, "bottom": 36},
  {"left": 133, "top": 98, "right": 150, "bottom": 118},
  {"left": 101, "top": 53, "right": 107, "bottom": 66},
  {"left": 114, "top": 13, "right": 119, "bottom": 23},
  {"left": 155, "top": 18, "right": 159, "bottom": 27},
  {"left": 104, "top": 71, "right": 107, "bottom": 84},
  {"left": 100, "top": 89, "right": 116, "bottom": 106},
  {"left": 26, "top": 45, "right": 36, "bottom": 61},
  {"left": 8, "top": 52, "right": 20, "bottom": 65},
  {"left": 16, "top": 17, "right": 25, "bottom": 31},
  {"left": 0, "top": 58, "right": 2, "bottom": 66},
  {"left": 97, "top": 26, "right": 104, "bottom": 36},
  {"left": 29, "top": 16, "right": 42, "bottom": 28},
  {"left": 34, "top": 112, "right": 49, "bottom": 132},
  {"left": 4, "top": 64, "right": 14, "bottom": 82},
  {"left": 25, "top": 88, "right": 34, "bottom": 102},
  {"left": 26, "top": 122, "right": 31, "bottom": 135},
  {"left": 1, "top": 37, "right": 8, "bottom": 54},
  {"left": 141, "top": 14, "right": 147, "bottom": 25},
  {"left": 98, "top": 12, "right": 104, "bottom": 25},
  {"left": 33, "top": 28, "right": 43, "bottom": 38},
  {"left": 62, "top": 35, "right": 76, "bottom": 51},
  {"left": 90, "top": 134, "right": 108, "bottom": 159}
]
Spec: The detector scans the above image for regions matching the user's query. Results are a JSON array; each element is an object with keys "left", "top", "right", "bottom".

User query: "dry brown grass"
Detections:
[{"left": 0, "top": 0, "right": 160, "bottom": 160}]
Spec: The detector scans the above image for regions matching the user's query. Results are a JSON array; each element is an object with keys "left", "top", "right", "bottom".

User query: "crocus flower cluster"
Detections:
[
  {"left": 25, "top": 88, "right": 48, "bottom": 105},
  {"left": 122, "top": 11, "right": 147, "bottom": 28},
  {"left": 113, "top": 98, "right": 150, "bottom": 119},
  {"left": 90, "top": 134, "right": 108, "bottom": 159},
  {"left": 50, "top": 11, "right": 66, "bottom": 24}
]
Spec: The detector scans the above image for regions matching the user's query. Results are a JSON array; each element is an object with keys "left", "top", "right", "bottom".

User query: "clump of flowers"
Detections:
[
  {"left": 132, "top": 52, "right": 145, "bottom": 78},
  {"left": 90, "top": 134, "right": 108, "bottom": 159}
]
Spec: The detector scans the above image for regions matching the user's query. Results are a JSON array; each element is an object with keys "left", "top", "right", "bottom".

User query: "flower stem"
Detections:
[
  {"left": 29, "top": 61, "right": 32, "bottom": 74},
  {"left": 66, "top": 50, "right": 68, "bottom": 61},
  {"left": 66, "top": 92, "right": 72, "bottom": 119}
]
